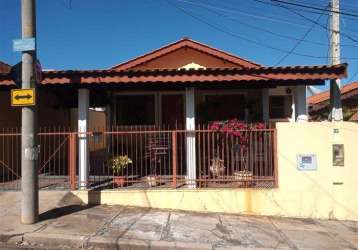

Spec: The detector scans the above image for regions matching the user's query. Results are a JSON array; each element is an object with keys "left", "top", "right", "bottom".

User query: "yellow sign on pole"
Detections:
[{"left": 11, "top": 88, "right": 36, "bottom": 106}]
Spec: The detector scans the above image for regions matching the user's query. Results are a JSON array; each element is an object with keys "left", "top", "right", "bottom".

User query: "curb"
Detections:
[
  {"left": 24, "top": 232, "right": 88, "bottom": 249},
  {"left": 89, "top": 237, "right": 213, "bottom": 250},
  {"left": 88, "top": 236, "right": 149, "bottom": 249},
  {"left": 23, "top": 232, "right": 214, "bottom": 249}
]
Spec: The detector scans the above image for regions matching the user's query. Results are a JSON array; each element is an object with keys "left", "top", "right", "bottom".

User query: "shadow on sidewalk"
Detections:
[
  {"left": 39, "top": 192, "right": 99, "bottom": 221},
  {"left": 39, "top": 204, "right": 97, "bottom": 221}
]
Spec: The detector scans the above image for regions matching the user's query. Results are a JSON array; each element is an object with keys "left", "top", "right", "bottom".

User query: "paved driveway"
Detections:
[{"left": 0, "top": 191, "right": 357, "bottom": 249}]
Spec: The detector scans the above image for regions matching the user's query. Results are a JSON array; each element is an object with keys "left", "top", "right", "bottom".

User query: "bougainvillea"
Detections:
[
  {"left": 209, "top": 119, "right": 266, "bottom": 150},
  {"left": 209, "top": 119, "right": 267, "bottom": 173}
]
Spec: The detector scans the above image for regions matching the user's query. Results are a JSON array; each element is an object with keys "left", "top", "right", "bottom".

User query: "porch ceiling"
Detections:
[{"left": 0, "top": 63, "right": 347, "bottom": 88}]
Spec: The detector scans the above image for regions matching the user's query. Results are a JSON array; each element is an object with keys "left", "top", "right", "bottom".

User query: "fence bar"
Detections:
[
  {"left": 273, "top": 129, "right": 278, "bottom": 188},
  {"left": 172, "top": 131, "right": 177, "bottom": 188},
  {"left": 68, "top": 133, "right": 77, "bottom": 190}
]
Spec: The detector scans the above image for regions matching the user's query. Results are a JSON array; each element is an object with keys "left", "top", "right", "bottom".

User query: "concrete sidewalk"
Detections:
[{"left": 0, "top": 191, "right": 357, "bottom": 250}]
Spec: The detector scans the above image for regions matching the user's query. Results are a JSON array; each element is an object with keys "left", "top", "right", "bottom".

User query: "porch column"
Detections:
[
  {"left": 185, "top": 87, "right": 196, "bottom": 188},
  {"left": 78, "top": 89, "right": 89, "bottom": 189},
  {"left": 294, "top": 85, "right": 308, "bottom": 122},
  {"left": 262, "top": 89, "right": 269, "bottom": 122}
]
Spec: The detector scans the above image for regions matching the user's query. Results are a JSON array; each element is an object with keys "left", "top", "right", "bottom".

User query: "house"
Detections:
[
  {"left": 0, "top": 38, "right": 348, "bottom": 190},
  {"left": 308, "top": 81, "right": 358, "bottom": 121},
  {"left": 0, "top": 39, "right": 347, "bottom": 127},
  {"left": 2, "top": 38, "right": 358, "bottom": 221}
]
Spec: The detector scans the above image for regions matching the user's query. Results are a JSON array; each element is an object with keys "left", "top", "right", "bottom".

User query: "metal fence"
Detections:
[
  {"left": 195, "top": 125, "right": 276, "bottom": 188},
  {"left": 0, "top": 125, "right": 277, "bottom": 190},
  {"left": 87, "top": 125, "right": 277, "bottom": 189},
  {"left": 0, "top": 128, "right": 76, "bottom": 190},
  {"left": 88, "top": 127, "right": 184, "bottom": 189},
  {"left": 0, "top": 128, "right": 21, "bottom": 190}
]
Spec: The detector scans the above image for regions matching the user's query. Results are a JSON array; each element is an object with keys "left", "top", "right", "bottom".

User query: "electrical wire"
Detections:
[
  {"left": 179, "top": 0, "right": 358, "bottom": 47},
  {"left": 270, "top": 0, "right": 358, "bottom": 18},
  {"left": 256, "top": 0, "right": 358, "bottom": 33},
  {"left": 253, "top": 0, "right": 358, "bottom": 44},
  {"left": 273, "top": 5, "right": 328, "bottom": 65},
  {"left": 283, "top": 0, "right": 358, "bottom": 13},
  {"left": 262, "top": 0, "right": 358, "bottom": 23},
  {"left": 305, "top": 0, "right": 358, "bottom": 11},
  {"left": 167, "top": 0, "right": 358, "bottom": 60},
  {"left": 179, "top": 0, "right": 330, "bottom": 47},
  {"left": 190, "top": 0, "right": 318, "bottom": 29},
  {"left": 188, "top": 0, "right": 358, "bottom": 36}
]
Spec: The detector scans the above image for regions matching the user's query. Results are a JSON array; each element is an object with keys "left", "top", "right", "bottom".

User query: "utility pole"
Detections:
[
  {"left": 21, "top": 0, "right": 39, "bottom": 224},
  {"left": 329, "top": 0, "right": 343, "bottom": 121}
]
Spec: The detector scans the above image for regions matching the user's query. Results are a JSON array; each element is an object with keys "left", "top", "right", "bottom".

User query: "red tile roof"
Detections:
[
  {"left": 111, "top": 38, "right": 262, "bottom": 70},
  {"left": 0, "top": 61, "right": 10, "bottom": 74},
  {"left": 0, "top": 63, "right": 347, "bottom": 87},
  {"left": 308, "top": 81, "right": 358, "bottom": 105}
]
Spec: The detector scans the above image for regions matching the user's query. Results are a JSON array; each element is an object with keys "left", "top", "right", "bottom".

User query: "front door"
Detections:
[{"left": 161, "top": 94, "right": 184, "bottom": 129}]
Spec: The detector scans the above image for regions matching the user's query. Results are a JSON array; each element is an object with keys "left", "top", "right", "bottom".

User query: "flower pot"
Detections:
[
  {"left": 147, "top": 176, "right": 158, "bottom": 187},
  {"left": 233, "top": 171, "right": 253, "bottom": 187},
  {"left": 113, "top": 176, "right": 126, "bottom": 187}
]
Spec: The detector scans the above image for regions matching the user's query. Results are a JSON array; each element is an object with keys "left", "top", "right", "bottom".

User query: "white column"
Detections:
[
  {"left": 78, "top": 89, "right": 89, "bottom": 189},
  {"left": 290, "top": 95, "right": 296, "bottom": 122},
  {"left": 294, "top": 85, "right": 308, "bottom": 122},
  {"left": 185, "top": 87, "right": 196, "bottom": 188},
  {"left": 262, "top": 89, "right": 269, "bottom": 122}
]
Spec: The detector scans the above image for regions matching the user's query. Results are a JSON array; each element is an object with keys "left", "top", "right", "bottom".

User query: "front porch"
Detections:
[
  {"left": 75, "top": 85, "right": 296, "bottom": 190},
  {"left": 67, "top": 80, "right": 308, "bottom": 190},
  {"left": 87, "top": 86, "right": 305, "bottom": 129}
]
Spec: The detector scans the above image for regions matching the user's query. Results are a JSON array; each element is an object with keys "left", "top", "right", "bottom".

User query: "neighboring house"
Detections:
[{"left": 308, "top": 82, "right": 358, "bottom": 121}]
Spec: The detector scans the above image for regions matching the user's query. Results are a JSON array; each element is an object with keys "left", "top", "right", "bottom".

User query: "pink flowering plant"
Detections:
[
  {"left": 209, "top": 119, "right": 265, "bottom": 148},
  {"left": 209, "top": 119, "right": 266, "bottom": 171}
]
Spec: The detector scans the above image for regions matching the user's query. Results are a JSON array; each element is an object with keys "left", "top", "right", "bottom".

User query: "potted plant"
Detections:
[
  {"left": 233, "top": 170, "right": 253, "bottom": 186},
  {"left": 109, "top": 155, "right": 132, "bottom": 187}
]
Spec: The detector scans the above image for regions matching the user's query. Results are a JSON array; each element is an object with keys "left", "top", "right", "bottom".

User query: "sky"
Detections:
[{"left": 1, "top": 0, "right": 358, "bottom": 90}]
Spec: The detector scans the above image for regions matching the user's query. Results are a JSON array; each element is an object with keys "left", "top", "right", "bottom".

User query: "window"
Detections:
[
  {"left": 269, "top": 95, "right": 292, "bottom": 119},
  {"left": 116, "top": 95, "right": 155, "bottom": 125},
  {"left": 198, "top": 94, "right": 246, "bottom": 123}
]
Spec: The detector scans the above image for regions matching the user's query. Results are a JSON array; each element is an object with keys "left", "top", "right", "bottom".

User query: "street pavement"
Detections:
[{"left": 0, "top": 191, "right": 357, "bottom": 249}]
